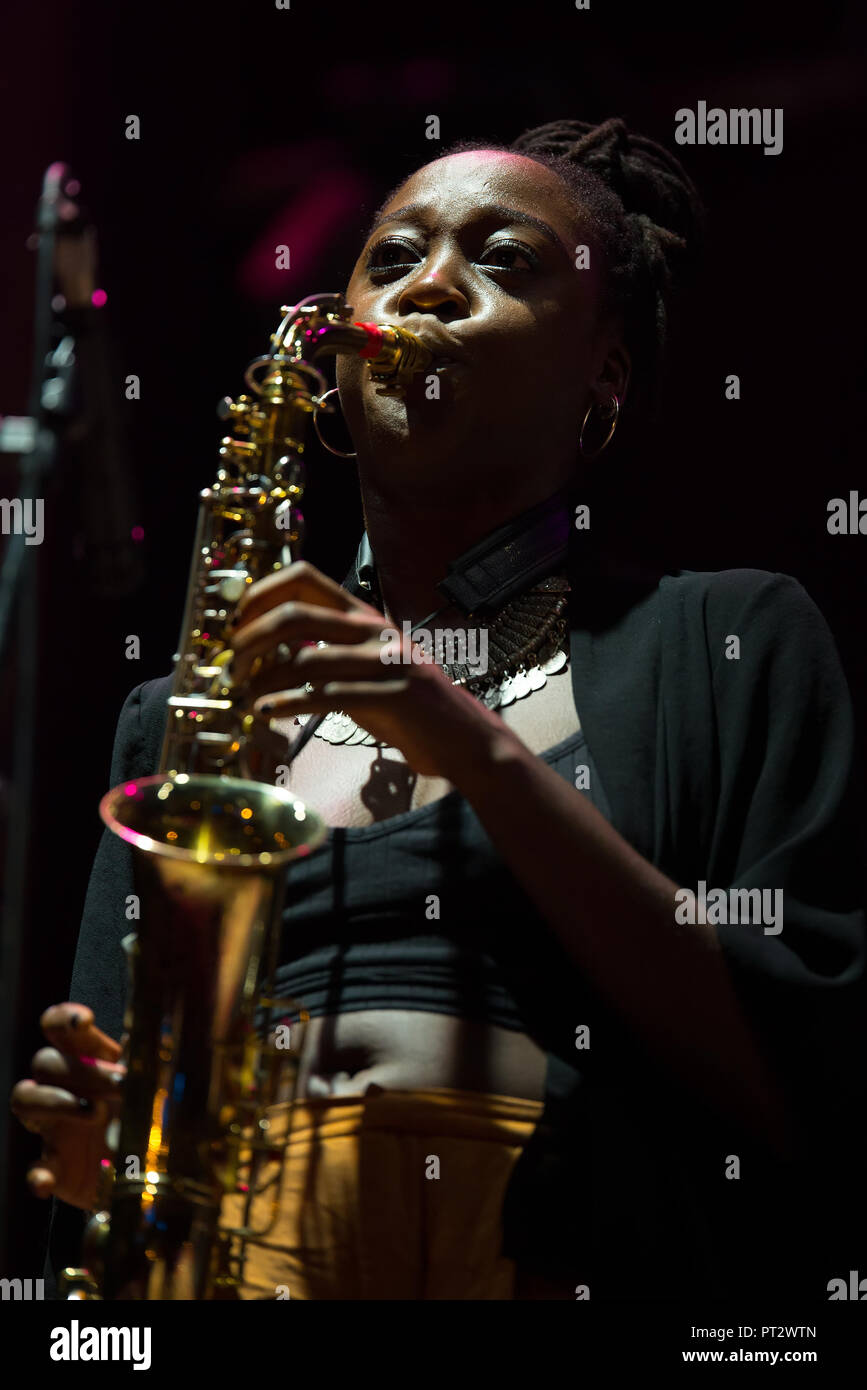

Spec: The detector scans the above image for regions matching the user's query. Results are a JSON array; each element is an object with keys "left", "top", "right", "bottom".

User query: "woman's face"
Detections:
[{"left": 336, "top": 150, "right": 630, "bottom": 496}]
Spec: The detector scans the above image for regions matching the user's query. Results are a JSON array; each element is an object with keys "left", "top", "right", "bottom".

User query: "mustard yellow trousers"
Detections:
[{"left": 227, "top": 1084, "right": 552, "bottom": 1300}]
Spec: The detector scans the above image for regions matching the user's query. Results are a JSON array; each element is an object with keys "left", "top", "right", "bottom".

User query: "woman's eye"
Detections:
[
  {"left": 364, "top": 234, "right": 539, "bottom": 281},
  {"left": 478, "top": 240, "right": 538, "bottom": 273},
  {"left": 365, "top": 238, "right": 421, "bottom": 278}
]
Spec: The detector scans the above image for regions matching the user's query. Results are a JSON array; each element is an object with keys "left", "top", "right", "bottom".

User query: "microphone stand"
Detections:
[{"left": 0, "top": 163, "right": 80, "bottom": 1269}]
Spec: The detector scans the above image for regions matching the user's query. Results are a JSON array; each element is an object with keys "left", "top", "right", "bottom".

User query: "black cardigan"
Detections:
[{"left": 47, "top": 556, "right": 866, "bottom": 1299}]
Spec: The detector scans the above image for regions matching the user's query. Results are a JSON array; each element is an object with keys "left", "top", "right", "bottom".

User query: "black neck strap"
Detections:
[{"left": 353, "top": 486, "right": 572, "bottom": 625}]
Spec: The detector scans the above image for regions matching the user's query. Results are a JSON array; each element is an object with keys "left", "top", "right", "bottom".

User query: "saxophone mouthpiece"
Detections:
[{"left": 354, "top": 322, "right": 433, "bottom": 395}]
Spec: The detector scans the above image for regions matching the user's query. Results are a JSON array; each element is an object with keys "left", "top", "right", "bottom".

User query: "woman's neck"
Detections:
[{"left": 360, "top": 474, "right": 571, "bottom": 629}]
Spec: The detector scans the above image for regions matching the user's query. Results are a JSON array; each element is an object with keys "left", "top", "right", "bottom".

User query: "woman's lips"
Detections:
[{"left": 397, "top": 324, "right": 469, "bottom": 367}]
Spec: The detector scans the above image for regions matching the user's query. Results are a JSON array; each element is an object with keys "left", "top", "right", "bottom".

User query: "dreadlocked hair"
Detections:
[{"left": 437, "top": 117, "right": 706, "bottom": 423}]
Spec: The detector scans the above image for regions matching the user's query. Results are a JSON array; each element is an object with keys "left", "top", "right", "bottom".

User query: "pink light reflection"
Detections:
[{"left": 237, "top": 172, "right": 368, "bottom": 300}]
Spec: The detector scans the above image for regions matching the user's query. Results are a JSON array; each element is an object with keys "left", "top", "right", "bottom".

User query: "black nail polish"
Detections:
[
  {"left": 78, "top": 1098, "right": 94, "bottom": 1113},
  {"left": 261, "top": 702, "right": 274, "bottom": 714},
  {"left": 68, "top": 1012, "right": 81, "bottom": 1028}
]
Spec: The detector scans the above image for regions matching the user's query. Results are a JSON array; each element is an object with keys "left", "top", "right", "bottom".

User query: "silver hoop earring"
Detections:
[
  {"left": 579, "top": 392, "right": 620, "bottom": 459},
  {"left": 313, "top": 388, "right": 357, "bottom": 459}
]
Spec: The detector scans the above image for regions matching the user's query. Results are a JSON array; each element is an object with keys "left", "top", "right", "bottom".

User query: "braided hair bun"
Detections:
[{"left": 511, "top": 117, "right": 701, "bottom": 251}]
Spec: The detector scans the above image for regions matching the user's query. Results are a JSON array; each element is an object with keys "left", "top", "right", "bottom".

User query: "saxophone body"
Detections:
[{"left": 59, "top": 295, "right": 431, "bottom": 1300}]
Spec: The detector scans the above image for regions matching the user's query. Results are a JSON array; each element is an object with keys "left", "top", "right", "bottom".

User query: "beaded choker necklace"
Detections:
[{"left": 293, "top": 487, "right": 574, "bottom": 752}]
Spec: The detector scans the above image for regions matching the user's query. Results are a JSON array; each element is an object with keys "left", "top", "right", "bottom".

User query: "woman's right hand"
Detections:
[{"left": 9, "top": 1003, "right": 125, "bottom": 1211}]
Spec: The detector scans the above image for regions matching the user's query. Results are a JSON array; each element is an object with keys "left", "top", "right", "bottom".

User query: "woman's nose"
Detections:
[{"left": 398, "top": 267, "right": 470, "bottom": 321}]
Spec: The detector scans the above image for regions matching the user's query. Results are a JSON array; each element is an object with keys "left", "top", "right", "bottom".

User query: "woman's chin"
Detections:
[{"left": 361, "top": 387, "right": 476, "bottom": 452}]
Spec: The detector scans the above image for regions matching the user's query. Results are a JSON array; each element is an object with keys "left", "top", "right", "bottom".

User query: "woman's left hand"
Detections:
[{"left": 229, "top": 560, "right": 511, "bottom": 780}]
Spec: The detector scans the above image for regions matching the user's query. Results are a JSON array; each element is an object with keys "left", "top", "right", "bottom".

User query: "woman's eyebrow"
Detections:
[
  {"left": 482, "top": 204, "right": 569, "bottom": 256},
  {"left": 365, "top": 203, "right": 426, "bottom": 239},
  {"left": 364, "top": 202, "right": 569, "bottom": 257}
]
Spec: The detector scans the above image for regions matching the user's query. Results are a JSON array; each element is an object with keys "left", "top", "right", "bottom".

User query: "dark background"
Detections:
[{"left": 1, "top": 0, "right": 864, "bottom": 1275}]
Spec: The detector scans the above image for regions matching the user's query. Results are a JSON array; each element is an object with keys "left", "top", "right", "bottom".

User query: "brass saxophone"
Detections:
[{"left": 60, "top": 294, "right": 431, "bottom": 1299}]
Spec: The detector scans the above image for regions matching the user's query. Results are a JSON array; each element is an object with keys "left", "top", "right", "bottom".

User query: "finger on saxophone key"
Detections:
[{"left": 40, "top": 1002, "right": 122, "bottom": 1063}]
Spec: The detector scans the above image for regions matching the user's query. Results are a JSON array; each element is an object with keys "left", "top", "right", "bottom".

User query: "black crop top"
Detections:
[{"left": 273, "top": 728, "right": 609, "bottom": 1060}]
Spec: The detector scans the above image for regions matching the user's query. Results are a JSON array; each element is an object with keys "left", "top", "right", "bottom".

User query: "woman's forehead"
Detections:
[{"left": 382, "top": 150, "right": 582, "bottom": 230}]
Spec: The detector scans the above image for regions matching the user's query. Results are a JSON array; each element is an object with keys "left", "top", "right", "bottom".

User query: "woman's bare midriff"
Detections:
[{"left": 291, "top": 1010, "right": 549, "bottom": 1101}]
